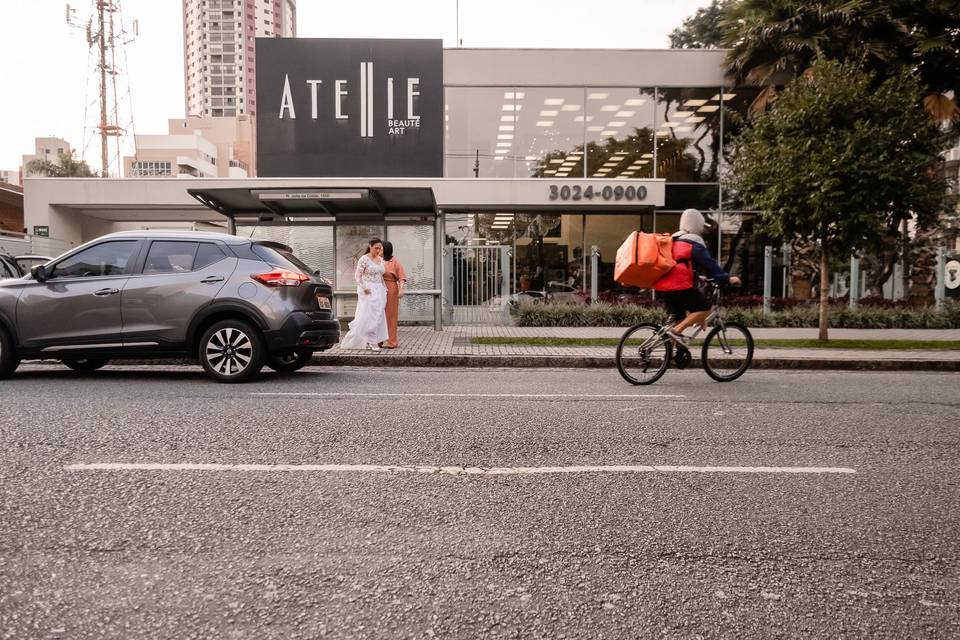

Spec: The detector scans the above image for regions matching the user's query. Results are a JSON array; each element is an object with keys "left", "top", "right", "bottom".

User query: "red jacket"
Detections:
[{"left": 653, "top": 240, "right": 694, "bottom": 291}]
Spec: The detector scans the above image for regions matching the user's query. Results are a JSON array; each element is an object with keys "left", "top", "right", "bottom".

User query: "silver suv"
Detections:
[{"left": 0, "top": 231, "right": 339, "bottom": 383}]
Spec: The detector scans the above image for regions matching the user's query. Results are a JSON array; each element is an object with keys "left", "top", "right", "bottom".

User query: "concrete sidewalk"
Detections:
[{"left": 313, "top": 326, "right": 960, "bottom": 371}]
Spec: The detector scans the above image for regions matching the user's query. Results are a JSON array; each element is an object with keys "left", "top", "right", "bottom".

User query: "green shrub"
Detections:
[{"left": 514, "top": 302, "right": 960, "bottom": 329}]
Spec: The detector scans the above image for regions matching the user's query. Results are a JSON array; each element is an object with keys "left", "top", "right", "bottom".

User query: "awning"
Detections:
[{"left": 187, "top": 186, "right": 438, "bottom": 222}]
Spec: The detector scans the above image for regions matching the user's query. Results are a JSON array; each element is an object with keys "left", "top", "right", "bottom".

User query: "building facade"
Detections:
[
  {"left": 124, "top": 116, "right": 254, "bottom": 178},
  {"left": 22, "top": 137, "right": 73, "bottom": 177},
  {"left": 27, "top": 46, "right": 782, "bottom": 324},
  {"left": 183, "top": 0, "right": 296, "bottom": 118},
  {"left": 0, "top": 170, "right": 20, "bottom": 187}
]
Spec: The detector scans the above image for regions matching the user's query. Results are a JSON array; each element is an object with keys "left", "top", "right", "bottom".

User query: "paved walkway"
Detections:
[{"left": 316, "top": 326, "right": 960, "bottom": 369}]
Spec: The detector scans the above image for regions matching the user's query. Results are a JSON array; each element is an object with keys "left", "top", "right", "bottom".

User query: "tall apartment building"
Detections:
[{"left": 183, "top": 0, "right": 296, "bottom": 118}]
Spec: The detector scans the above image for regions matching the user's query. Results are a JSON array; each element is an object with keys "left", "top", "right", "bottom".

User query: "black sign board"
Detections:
[{"left": 256, "top": 38, "right": 443, "bottom": 177}]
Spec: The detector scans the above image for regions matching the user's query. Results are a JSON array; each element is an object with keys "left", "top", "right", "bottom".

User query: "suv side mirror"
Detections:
[{"left": 31, "top": 264, "right": 48, "bottom": 282}]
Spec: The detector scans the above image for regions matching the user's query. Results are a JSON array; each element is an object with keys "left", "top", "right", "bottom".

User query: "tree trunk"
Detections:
[
  {"left": 790, "top": 237, "right": 818, "bottom": 299},
  {"left": 819, "top": 249, "right": 830, "bottom": 341}
]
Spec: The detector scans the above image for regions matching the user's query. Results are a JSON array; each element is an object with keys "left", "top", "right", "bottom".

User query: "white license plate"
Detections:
[{"left": 316, "top": 294, "right": 331, "bottom": 310}]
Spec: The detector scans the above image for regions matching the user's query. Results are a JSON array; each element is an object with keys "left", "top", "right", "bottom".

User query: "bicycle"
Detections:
[{"left": 615, "top": 279, "right": 754, "bottom": 385}]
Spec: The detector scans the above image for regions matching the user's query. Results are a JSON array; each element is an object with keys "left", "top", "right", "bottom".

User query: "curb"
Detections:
[{"left": 311, "top": 354, "right": 960, "bottom": 372}]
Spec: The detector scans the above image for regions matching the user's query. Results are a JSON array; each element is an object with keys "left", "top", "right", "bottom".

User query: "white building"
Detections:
[
  {"left": 124, "top": 116, "right": 254, "bottom": 178},
  {"left": 22, "top": 137, "right": 73, "bottom": 177},
  {"left": 0, "top": 170, "right": 21, "bottom": 187}
]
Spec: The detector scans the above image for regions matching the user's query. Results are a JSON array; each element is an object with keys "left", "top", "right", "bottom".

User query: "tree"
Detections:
[
  {"left": 722, "top": 0, "right": 960, "bottom": 123},
  {"left": 25, "top": 152, "right": 98, "bottom": 178},
  {"left": 725, "top": 60, "right": 954, "bottom": 340},
  {"left": 669, "top": 0, "right": 732, "bottom": 49}
]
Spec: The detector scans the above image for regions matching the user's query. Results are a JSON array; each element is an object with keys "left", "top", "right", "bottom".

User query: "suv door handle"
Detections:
[
  {"left": 93, "top": 288, "right": 120, "bottom": 297},
  {"left": 200, "top": 276, "right": 225, "bottom": 284}
]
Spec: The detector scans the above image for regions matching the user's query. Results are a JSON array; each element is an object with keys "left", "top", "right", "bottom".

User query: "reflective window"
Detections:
[
  {"left": 720, "top": 87, "right": 764, "bottom": 161},
  {"left": 0, "top": 257, "right": 17, "bottom": 279},
  {"left": 444, "top": 87, "right": 517, "bottom": 178},
  {"left": 584, "top": 88, "right": 656, "bottom": 179},
  {"left": 655, "top": 88, "right": 722, "bottom": 182},
  {"left": 52, "top": 241, "right": 138, "bottom": 279},
  {"left": 516, "top": 88, "right": 585, "bottom": 179},
  {"left": 194, "top": 242, "right": 228, "bottom": 270},
  {"left": 143, "top": 241, "right": 199, "bottom": 274}
]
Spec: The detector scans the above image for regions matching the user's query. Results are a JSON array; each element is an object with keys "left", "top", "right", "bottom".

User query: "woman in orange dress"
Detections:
[{"left": 381, "top": 241, "right": 407, "bottom": 349}]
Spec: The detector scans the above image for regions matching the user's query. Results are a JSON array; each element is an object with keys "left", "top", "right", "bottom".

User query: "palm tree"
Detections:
[
  {"left": 721, "top": 0, "right": 959, "bottom": 124},
  {"left": 25, "top": 152, "right": 98, "bottom": 178},
  {"left": 719, "top": 0, "right": 960, "bottom": 302}
]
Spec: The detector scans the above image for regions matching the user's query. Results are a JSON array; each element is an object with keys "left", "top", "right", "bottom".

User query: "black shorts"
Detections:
[{"left": 661, "top": 288, "right": 710, "bottom": 320}]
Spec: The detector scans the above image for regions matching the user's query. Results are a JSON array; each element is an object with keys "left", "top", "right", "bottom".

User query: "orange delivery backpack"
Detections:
[{"left": 614, "top": 231, "right": 677, "bottom": 289}]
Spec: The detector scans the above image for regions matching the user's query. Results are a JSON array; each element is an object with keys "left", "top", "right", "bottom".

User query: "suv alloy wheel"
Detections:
[
  {"left": 0, "top": 327, "right": 20, "bottom": 379},
  {"left": 199, "top": 319, "right": 265, "bottom": 383}
]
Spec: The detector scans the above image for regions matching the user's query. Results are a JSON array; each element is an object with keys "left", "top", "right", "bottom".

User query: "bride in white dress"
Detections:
[{"left": 340, "top": 238, "right": 389, "bottom": 351}]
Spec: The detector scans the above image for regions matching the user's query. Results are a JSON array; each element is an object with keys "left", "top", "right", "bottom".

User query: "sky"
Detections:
[{"left": 0, "top": 0, "right": 712, "bottom": 174}]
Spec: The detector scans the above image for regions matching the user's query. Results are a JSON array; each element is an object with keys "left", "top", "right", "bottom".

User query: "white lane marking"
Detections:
[
  {"left": 64, "top": 463, "right": 855, "bottom": 475},
  {"left": 248, "top": 392, "right": 685, "bottom": 399}
]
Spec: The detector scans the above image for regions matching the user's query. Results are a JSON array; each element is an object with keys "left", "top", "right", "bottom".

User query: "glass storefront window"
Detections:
[
  {"left": 584, "top": 88, "right": 656, "bottom": 179},
  {"left": 444, "top": 87, "right": 519, "bottom": 178},
  {"left": 515, "top": 88, "right": 586, "bottom": 179},
  {"left": 655, "top": 87, "right": 722, "bottom": 182}
]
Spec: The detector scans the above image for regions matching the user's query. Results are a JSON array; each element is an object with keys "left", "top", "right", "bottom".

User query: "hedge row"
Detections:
[{"left": 514, "top": 302, "right": 960, "bottom": 329}]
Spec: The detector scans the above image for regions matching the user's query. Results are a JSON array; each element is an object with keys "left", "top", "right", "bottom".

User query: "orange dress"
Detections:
[{"left": 382, "top": 258, "right": 407, "bottom": 348}]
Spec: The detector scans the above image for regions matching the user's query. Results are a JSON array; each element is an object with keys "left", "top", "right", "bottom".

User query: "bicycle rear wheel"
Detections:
[
  {"left": 701, "top": 322, "right": 754, "bottom": 382},
  {"left": 616, "top": 323, "right": 673, "bottom": 385}
]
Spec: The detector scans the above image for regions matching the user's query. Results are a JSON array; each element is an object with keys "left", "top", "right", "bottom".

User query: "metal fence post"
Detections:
[
  {"left": 849, "top": 256, "right": 860, "bottom": 309},
  {"left": 762, "top": 245, "right": 772, "bottom": 316},
  {"left": 500, "top": 246, "right": 511, "bottom": 304},
  {"left": 442, "top": 245, "right": 454, "bottom": 325},
  {"left": 590, "top": 245, "right": 600, "bottom": 304},
  {"left": 935, "top": 246, "right": 946, "bottom": 311}
]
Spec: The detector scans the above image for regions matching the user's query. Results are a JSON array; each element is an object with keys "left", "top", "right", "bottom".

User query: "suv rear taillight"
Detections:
[{"left": 251, "top": 270, "right": 310, "bottom": 287}]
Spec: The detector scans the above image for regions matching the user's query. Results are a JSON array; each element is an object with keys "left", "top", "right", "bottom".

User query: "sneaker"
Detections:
[{"left": 666, "top": 328, "right": 689, "bottom": 345}]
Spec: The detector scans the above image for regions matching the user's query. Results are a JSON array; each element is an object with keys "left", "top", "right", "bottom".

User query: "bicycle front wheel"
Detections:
[
  {"left": 701, "top": 322, "right": 754, "bottom": 382},
  {"left": 616, "top": 323, "right": 673, "bottom": 385}
]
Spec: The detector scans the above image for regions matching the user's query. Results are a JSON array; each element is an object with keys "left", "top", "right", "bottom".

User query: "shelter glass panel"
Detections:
[
  {"left": 234, "top": 224, "right": 335, "bottom": 281},
  {"left": 386, "top": 224, "right": 435, "bottom": 321}
]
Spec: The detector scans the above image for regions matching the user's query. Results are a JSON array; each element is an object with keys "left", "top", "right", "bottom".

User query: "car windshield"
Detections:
[{"left": 251, "top": 243, "right": 317, "bottom": 277}]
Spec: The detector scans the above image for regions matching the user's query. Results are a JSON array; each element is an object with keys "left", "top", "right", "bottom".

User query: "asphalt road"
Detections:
[{"left": 1, "top": 365, "right": 958, "bottom": 639}]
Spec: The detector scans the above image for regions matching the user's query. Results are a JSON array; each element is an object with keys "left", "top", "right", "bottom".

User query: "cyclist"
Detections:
[{"left": 654, "top": 208, "right": 741, "bottom": 341}]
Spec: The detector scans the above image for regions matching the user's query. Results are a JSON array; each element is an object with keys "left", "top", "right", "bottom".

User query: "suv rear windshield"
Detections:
[{"left": 251, "top": 243, "right": 315, "bottom": 276}]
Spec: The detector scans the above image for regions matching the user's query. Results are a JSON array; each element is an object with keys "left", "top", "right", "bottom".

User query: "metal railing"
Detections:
[
  {"left": 0, "top": 230, "right": 73, "bottom": 259},
  {"left": 443, "top": 245, "right": 511, "bottom": 325}
]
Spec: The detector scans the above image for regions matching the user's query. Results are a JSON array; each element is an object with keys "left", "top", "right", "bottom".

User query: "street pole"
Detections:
[
  {"left": 935, "top": 246, "right": 946, "bottom": 311},
  {"left": 762, "top": 245, "right": 772, "bottom": 316},
  {"left": 590, "top": 246, "right": 600, "bottom": 304},
  {"left": 849, "top": 256, "right": 860, "bottom": 309}
]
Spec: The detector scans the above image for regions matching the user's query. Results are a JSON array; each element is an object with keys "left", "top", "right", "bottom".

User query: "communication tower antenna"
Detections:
[{"left": 66, "top": 2, "right": 137, "bottom": 177}]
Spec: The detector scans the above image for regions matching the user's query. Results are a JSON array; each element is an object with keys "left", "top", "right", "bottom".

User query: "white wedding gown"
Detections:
[{"left": 340, "top": 254, "right": 389, "bottom": 349}]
